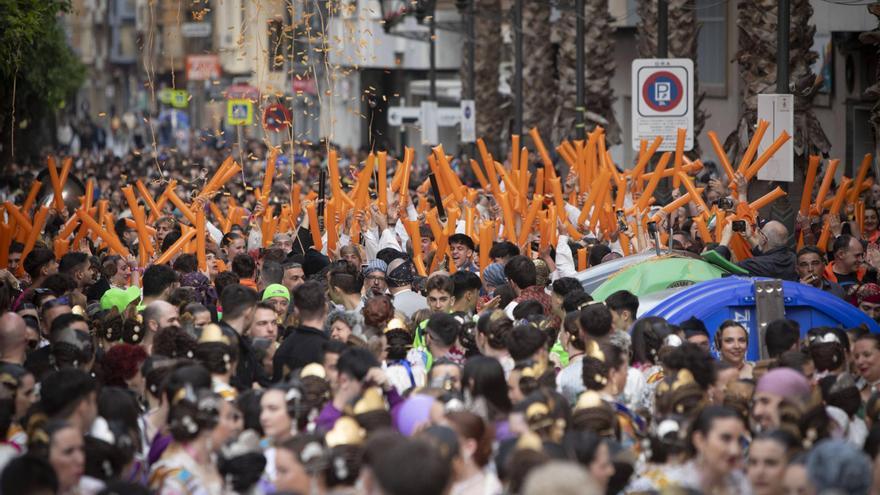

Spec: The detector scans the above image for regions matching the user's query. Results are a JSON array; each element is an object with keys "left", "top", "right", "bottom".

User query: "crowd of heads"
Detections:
[{"left": 1, "top": 141, "right": 880, "bottom": 494}]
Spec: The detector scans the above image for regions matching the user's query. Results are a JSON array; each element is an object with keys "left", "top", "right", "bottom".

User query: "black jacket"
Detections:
[
  {"left": 222, "top": 321, "right": 269, "bottom": 391},
  {"left": 273, "top": 325, "right": 328, "bottom": 381},
  {"left": 716, "top": 245, "right": 798, "bottom": 281}
]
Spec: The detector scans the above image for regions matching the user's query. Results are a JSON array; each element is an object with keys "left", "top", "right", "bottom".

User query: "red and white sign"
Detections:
[
  {"left": 263, "top": 103, "right": 292, "bottom": 132},
  {"left": 292, "top": 77, "right": 318, "bottom": 96},
  {"left": 631, "top": 58, "right": 694, "bottom": 152},
  {"left": 186, "top": 55, "right": 221, "bottom": 81}
]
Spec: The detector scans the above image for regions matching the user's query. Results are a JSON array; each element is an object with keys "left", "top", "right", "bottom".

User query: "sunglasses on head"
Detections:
[{"left": 42, "top": 297, "right": 71, "bottom": 310}]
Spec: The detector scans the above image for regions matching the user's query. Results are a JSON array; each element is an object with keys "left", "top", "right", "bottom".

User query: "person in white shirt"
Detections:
[{"left": 386, "top": 258, "right": 427, "bottom": 319}]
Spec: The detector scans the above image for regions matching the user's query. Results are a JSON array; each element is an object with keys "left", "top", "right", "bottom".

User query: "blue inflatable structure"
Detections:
[{"left": 643, "top": 277, "right": 880, "bottom": 360}]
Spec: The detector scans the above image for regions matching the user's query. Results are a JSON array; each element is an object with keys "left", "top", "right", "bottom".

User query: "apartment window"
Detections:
[
  {"left": 696, "top": 0, "right": 727, "bottom": 95},
  {"left": 118, "top": 0, "right": 136, "bottom": 19},
  {"left": 268, "top": 18, "right": 285, "bottom": 72}
]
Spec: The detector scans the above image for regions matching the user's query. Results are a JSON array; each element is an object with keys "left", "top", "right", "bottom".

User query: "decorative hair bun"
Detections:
[{"left": 325, "top": 417, "right": 366, "bottom": 448}]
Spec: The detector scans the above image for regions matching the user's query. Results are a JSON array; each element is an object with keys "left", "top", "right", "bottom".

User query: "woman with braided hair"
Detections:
[
  {"left": 474, "top": 310, "right": 514, "bottom": 376},
  {"left": 322, "top": 416, "right": 366, "bottom": 495},
  {"left": 629, "top": 406, "right": 751, "bottom": 494},
  {"left": 148, "top": 385, "right": 223, "bottom": 494},
  {"left": 582, "top": 341, "right": 646, "bottom": 451},
  {"left": 556, "top": 311, "right": 587, "bottom": 405},
  {"left": 217, "top": 430, "right": 266, "bottom": 495},
  {"left": 630, "top": 316, "right": 677, "bottom": 407},
  {"left": 569, "top": 391, "right": 619, "bottom": 441},
  {"left": 259, "top": 376, "right": 328, "bottom": 489},
  {"left": 193, "top": 324, "right": 239, "bottom": 401},
  {"left": 443, "top": 410, "right": 501, "bottom": 495}
]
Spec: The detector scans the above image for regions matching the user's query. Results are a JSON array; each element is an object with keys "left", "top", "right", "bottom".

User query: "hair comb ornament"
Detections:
[
  {"left": 351, "top": 387, "right": 386, "bottom": 415},
  {"left": 325, "top": 416, "right": 366, "bottom": 447},
  {"left": 656, "top": 369, "right": 697, "bottom": 397},
  {"left": 574, "top": 390, "right": 605, "bottom": 412},
  {"left": 383, "top": 317, "right": 408, "bottom": 334},
  {"left": 586, "top": 340, "right": 605, "bottom": 362},
  {"left": 198, "top": 324, "right": 230, "bottom": 345},
  {"left": 519, "top": 358, "right": 548, "bottom": 379},
  {"left": 808, "top": 332, "right": 841, "bottom": 346},
  {"left": 221, "top": 430, "right": 262, "bottom": 460},
  {"left": 515, "top": 431, "right": 544, "bottom": 453},
  {"left": 300, "top": 363, "right": 327, "bottom": 379}
]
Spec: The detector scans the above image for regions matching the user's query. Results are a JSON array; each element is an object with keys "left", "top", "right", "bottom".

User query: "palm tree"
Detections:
[
  {"left": 726, "top": 0, "right": 830, "bottom": 232},
  {"left": 725, "top": 0, "right": 829, "bottom": 161},
  {"left": 636, "top": 0, "right": 706, "bottom": 154},
  {"left": 521, "top": 1, "right": 556, "bottom": 139},
  {"left": 584, "top": 0, "right": 621, "bottom": 145},
  {"left": 473, "top": 0, "right": 505, "bottom": 154},
  {"left": 552, "top": 3, "right": 577, "bottom": 145},
  {"left": 554, "top": 0, "right": 621, "bottom": 145}
]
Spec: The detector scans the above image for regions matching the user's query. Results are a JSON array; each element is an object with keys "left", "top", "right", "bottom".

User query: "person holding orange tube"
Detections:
[{"left": 716, "top": 220, "right": 798, "bottom": 281}]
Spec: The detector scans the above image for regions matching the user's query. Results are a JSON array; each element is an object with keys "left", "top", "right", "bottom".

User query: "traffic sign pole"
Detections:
[{"left": 772, "top": 0, "right": 793, "bottom": 232}]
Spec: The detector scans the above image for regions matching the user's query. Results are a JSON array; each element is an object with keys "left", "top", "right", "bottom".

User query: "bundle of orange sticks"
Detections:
[{"left": 3, "top": 119, "right": 867, "bottom": 282}]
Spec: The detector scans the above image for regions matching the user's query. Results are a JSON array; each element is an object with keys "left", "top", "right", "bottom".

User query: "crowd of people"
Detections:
[{"left": 0, "top": 136, "right": 879, "bottom": 495}]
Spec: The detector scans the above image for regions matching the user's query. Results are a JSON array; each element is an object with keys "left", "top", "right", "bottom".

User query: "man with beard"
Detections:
[
  {"left": 58, "top": 252, "right": 96, "bottom": 292},
  {"left": 218, "top": 284, "right": 266, "bottom": 390},
  {"left": 362, "top": 260, "right": 388, "bottom": 297}
]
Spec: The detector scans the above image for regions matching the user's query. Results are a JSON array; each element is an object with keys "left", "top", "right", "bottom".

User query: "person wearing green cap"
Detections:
[
  {"left": 262, "top": 284, "right": 290, "bottom": 318},
  {"left": 100, "top": 286, "right": 141, "bottom": 314}
]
